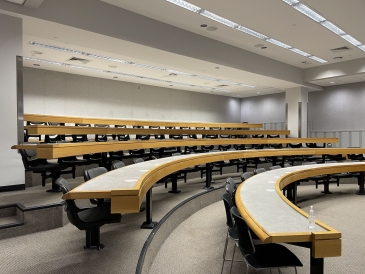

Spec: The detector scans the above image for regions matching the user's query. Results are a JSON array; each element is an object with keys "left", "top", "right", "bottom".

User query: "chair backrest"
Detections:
[
  {"left": 172, "top": 152, "right": 182, "bottom": 156},
  {"left": 226, "top": 177, "right": 236, "bottom": 193},
  {"left": 283, "top": 163, "right": 292, "bottom": 167},
  {"left": 269, "top": 165, "right": 282, "bottom": 170},
  {"left": 19, "top": 149, "right": 47, "bottom": 169},
  {"left": 115, "top": 125, "right": 130, "bottom": 141},
  {"left": 230, "top": 206, "right": 255, "bottom": 256},
  {"left": 94, "top": 124, "right": 109, "bottom": 142},
  {"left": 55, "top": 177, "right": 71, "bottom": 194},
  {"left": 84, "top": 167, "right": 108, "bottom": 181},
  {"left": 253, "top": 168, "right": 266, "bottom": 175},
  {"left": 222, "top": 193, "right": 235, "bottom": 229},
  {"left": 55, "top": 178, "right": 88, "bottom": 229},
  {"left": 325, "top": 160, "right": 337, "bottom": 163},
  {"left": 112, "top": 161, "right": 126, "bottom": 170},
  {"left": 133, "top": 158, "right": 145, "bottom": 164},
  {"left": 302, "top": 162, "right": 317, "bottom": 165},
  {"left": 240, "top": 172, "right": 251, "bottom": 182},
  {"left": 134, "top": 126, "right": 150, "bottom": 140}
]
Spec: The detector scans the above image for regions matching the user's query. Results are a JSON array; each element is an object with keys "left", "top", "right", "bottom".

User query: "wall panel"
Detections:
[{"left": 23, "top": 67, "right": 240, "bottom": 123}]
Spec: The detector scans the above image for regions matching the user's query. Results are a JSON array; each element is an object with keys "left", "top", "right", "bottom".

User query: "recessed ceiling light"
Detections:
[
  {"left": 330, "top": 81, "right": 335, "bottom": 84},
  {"left": 257, "top": 92, "right": 261, "bottom": 94},
  {"left": 109, "top": 65, "right": 118, "bottom": 68},
  {"left": 206, "top": 26, "right": 217, "bottom": 31}
]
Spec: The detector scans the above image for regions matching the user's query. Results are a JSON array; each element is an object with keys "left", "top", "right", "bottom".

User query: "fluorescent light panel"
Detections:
[
  {"left": 199, "top": 10, "right": 238, "bottom": 28},
  {"left": 292, "top": 3, "right": 326, "bottom": 22},
  {"left": 166, "top": 0, "right": 326, "bottom": 63},
  {"left": 24, "top": 57, "right": 230, "bottom": 92},
  {"left": 283, "top": 1, "right": 365, "bottom": 54},
  {"left": 29, "top": 41, "right": 255, "bottom": 88}
]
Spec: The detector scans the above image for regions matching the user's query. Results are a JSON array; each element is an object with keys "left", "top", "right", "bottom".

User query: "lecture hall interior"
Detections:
[{"left": 1, "top": 0, "right": 365, "bottom": 273}]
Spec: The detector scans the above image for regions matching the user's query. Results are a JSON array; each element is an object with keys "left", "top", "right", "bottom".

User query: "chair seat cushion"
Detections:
[
  {"left": 78, "top": 206, "right": 121, "bottom": 226},
  {"left": 243, "top": 243, "right": 303, "bottom": 269},
  {"left": 29, "top": 163, "right": 69, "bottom": 172}
]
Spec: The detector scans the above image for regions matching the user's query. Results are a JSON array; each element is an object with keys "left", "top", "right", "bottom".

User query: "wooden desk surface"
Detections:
[
  {"left": 12, "top": 137, "right": 338, "bottom": 159},
  {"left": 25, "top": 125, "right": 289, "bottom": 136},
  {"left": 24, "top": 113, "right": 263, "bottom": 128},
  {"left": 235, "top": 162, "right": 365, "bottom": 259}
]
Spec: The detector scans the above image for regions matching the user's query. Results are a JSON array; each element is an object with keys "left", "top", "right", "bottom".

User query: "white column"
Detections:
[
  {"left": 0, "top": 14, "right": 24, "bottom": 190},
  {"left": 285, "top": 87, "right": 308, "bottom": 137}
]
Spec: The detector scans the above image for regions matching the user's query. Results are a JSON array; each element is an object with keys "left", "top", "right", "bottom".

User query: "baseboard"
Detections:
[{"left": 0, "top": 184, "right": 25, "bottom": 192}]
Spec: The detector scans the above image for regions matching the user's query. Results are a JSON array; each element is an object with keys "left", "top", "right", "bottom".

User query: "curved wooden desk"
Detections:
[
  {"left": 12, "top": 137, "right": 337, "bottom": 159},
  {"left": 24, "top": 125, "right": 289, "bottom": 136},
  {"left": 235, "top": 162, "right": 365, "bottom": 274},
  {"left": 62, "top": 148, "right": 365, "bottom": 212},
  {"left": 24, "top": 113, "right": 263, "bottom": 128}
]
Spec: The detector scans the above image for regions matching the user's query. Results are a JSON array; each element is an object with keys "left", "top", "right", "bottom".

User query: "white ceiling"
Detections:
[{"left": 1, "top": 0, "right": 365, "bottom": 97}]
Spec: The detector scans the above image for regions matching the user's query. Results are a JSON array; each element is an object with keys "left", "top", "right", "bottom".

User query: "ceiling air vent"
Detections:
[
  {"left": 67, "top": 57, "right": 91, "bottom": 64},
  {"left": 330, "top": 46, "right": 352, "bottom": 53}
]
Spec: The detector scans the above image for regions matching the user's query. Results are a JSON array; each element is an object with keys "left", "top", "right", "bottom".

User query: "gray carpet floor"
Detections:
[
  {"left": 1, "top": 167, "right": 364, "bottom": 274},
  {"left": 0, "top": 171, "right": 232, "bottom": 274}
]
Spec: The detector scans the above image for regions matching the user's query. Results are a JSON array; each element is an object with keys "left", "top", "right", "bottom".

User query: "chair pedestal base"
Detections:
[
  {"left": 141, "top": 221, "right": 157, "bottom": 229},
  {"left": 168, "top": 190, "right": 181, "bottom": 194},
  {"left": 84, "top": 228, "right": 104, "bottom": 250},
  {"left": 203, "top": 186, "right": 214, "bottom": 190},
  {"left": 355, "top": 192, "right": 365, "bottom": 195}
]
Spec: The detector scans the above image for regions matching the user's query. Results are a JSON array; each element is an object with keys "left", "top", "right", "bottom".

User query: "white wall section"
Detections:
[
  {"left": 0, "top": 13, "right": 24, "bottom": 188},
  {"left": 23, "top": 67, "right": 241, "bottom": 123}
]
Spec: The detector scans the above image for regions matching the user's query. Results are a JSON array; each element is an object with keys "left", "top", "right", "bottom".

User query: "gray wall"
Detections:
[
  {"left": 240, "top": 93, "right": 286, "bottom": 124},
  {"left": 308, "top": 81, "right": 365, "bottom": 131},
  {"left": 0, "top": 14, "right": 24, "bottom": 188},
  {"left": 23, "top": 67, "right": 241, "bottom": 123}
]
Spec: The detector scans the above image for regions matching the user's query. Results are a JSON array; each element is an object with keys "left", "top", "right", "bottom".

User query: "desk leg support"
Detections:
[
  {"left": 310, "top": 255, "right": 324, "bottom": 274},
  {"left": 203, "top": 163, "right": 214, "bottom": 190},
  {"left": 321, "top": 176, "right": 333, "bottom": 194},
  {"left": 141, "top": 188, "right": 157, "bottom": 229},
  {"left": 356, "top": 171, "right": 365, "bottom": 195},
  {"left": 168, "top": 175, "right": 181, "bottom": 194},
  {"left": 292, "top": 182, "right": 298, "bottom": 205}
]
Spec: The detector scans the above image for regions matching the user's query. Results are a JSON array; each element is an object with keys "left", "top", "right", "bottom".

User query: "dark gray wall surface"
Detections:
[
  {"left": 308, "top": 81, "right": 365, "bottom": 131},
  {"left": 240, "top": 93, "right": 286, "bottom": 123}
]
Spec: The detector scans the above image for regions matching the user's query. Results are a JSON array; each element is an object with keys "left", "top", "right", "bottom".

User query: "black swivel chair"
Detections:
[
  {"left": 112, "top": 161, "right": 126, "bottom": 170},
  {"left": 20, "top": 149, "right": 71, "bottom": 192},
  {"left": 84, "top": 167, "right": 109, "bottom": 206},
  {"left": 230, "top": 206, "right": 302, "bottom": 274},
  {"left": 240, "top": 172, "right": 251, "bottom": 182},
  {"left": 253, "top": 167, "right": 266, "bottom": 175},
  {"left": 221, "top": 193, "right": 241, "bottom": 274},
  {"left": 56, "top": 178, "right": 122, "bottom": 250}
]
